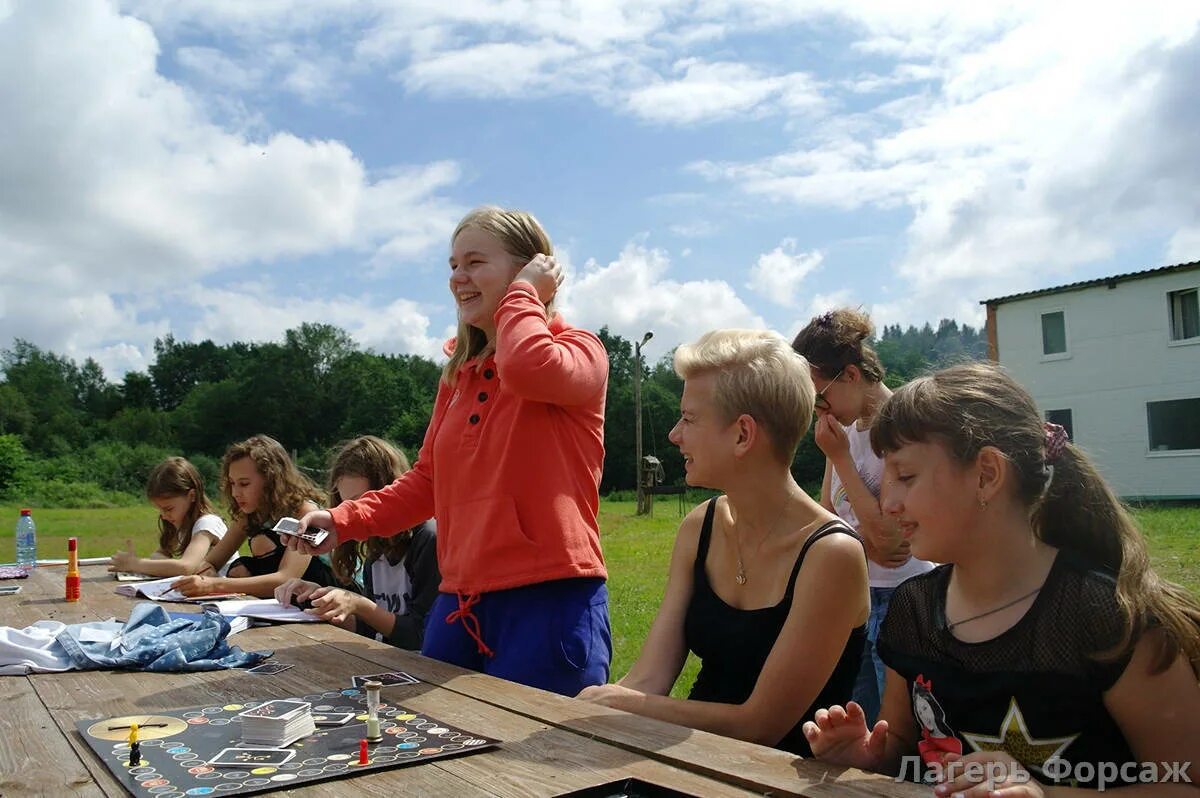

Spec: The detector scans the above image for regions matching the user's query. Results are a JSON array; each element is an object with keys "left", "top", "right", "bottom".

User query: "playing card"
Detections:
[
  {"left": 0, "top": 585, "right": 22, "bottom": 595},
  {"left": 237, "top": 699, "right": 309, "bottom": 720},
  {"left": 272, "top": 517, "right": 329, "bottom": 546},
  {"left": 352, "top": 671, "right": 418, "bottom": 688},
  {"left": 312, "top": 711, "right": 356, "bottom": 726},
  {"left": 246, "top": 662, "right": 294, "bottom": 675},
  {"left": 208, "top": 747, "right": 296, "bottom": 767}
]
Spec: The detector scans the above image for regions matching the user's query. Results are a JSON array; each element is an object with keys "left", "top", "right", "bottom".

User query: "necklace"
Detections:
[
  {"left": 945, "top": 586, "right": 1042, "bottom": 632},
  {"left": 731, "top": 509, "right": 789, "bottom": 586}
]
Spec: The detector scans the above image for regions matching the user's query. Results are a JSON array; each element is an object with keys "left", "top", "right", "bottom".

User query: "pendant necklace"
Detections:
[
  {"left": 945, "top": 586, "right": 1042, "bottom": 632},
  {"left": 732, "top": 510, "right": 787, "bottom": 586}
]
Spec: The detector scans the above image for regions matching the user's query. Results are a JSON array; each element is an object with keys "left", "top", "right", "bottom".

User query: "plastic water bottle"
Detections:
[{"left": 15, "top": 508, "right": 37, "bottom": 569}]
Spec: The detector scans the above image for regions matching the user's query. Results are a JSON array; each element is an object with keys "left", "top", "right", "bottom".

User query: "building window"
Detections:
[
  {"left": 1147, "top": 398, "right": 1200, "bottom": 452},
  {"left": 1041, "top": 311, "right": 1067, "bottom": 356},
  {"left": 1045, "top": 409, "right": 1073, "bottom": 440},
  {"left": 1168, "top": 288, "right": 1199, "bottom": 341}
]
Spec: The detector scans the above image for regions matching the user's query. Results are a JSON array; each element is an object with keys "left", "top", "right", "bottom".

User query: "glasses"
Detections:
[{"left": 813, "top": 368, "right": 844, "bottom": 410}]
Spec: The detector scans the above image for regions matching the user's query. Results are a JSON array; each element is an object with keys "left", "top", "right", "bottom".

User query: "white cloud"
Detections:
[
  {"left": 625, "top": 59, "right": 822, "bottom": 125},
  {"left": 746, "top": 240, "right": 823, "bottom": 307},
  {"left": 560, "top": 242, "right": 767, "bottom": 355},
  {"left": 0, "top": 0, "right": 462, "bottom": 374}
]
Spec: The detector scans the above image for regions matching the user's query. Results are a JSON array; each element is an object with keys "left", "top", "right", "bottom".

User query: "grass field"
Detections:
[{"left": 2, "top": 500, "right": 1196, "bottom": 699}]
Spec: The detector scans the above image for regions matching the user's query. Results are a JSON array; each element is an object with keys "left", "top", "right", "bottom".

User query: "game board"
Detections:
[{"left": 77, "top": 687, "right": 498, "bottom": 797}]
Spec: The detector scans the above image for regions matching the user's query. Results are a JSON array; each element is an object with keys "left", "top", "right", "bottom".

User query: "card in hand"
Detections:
[
  {"left": 246, "top": 661, "right": 294, "bottom": 675},
  {"left": 208, "top": 747, "right": 296, "bottom": 767},
  {"left": 237, "top": 699, "right": 309, "bottom": 720},
  {"left": 352, "top": 671, "right": 418, "bottom": 688},
  {"left": 272, "top": 517, "right": 329, "bottom": 546},
  {"left": 313, "top": 711, "right": 356, "bottom": 726}
]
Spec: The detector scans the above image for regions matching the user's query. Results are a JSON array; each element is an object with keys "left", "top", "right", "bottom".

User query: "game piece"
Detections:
[
  {"left": 364, "top": 680, "right": 382, "bottom": 742},
  {"left": 128, "top": 723, "right": 140, "bottom": 767},
  {"left": 79, "top": 696, "right": 498, "bottom": 798},
  {"left": 359, "top": 738, "right": 369, "bottom": 765}
]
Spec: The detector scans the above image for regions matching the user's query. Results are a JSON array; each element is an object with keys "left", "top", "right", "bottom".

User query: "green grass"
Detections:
[{"left": 2, "top": 500, "right": 1196, "bottom": 699}]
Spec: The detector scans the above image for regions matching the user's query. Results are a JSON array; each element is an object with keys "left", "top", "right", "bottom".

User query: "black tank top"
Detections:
[
  {"left": 683, "top": 498, "right": 866, "bottom": 756},
  {"left": 232, "top": 526, "right": 337, "bottom": 587}
]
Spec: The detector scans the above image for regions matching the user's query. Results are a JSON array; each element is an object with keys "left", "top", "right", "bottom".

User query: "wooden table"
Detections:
[{"left": 0, "top": 565, "right": 927, "bottom": 797}]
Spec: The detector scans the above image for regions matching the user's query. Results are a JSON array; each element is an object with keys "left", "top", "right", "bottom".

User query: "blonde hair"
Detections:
[
  {"left": 220, "top": 435, "right": 325, "bottom": 529},
  {"left": 444, "top": 206, "right": 554, "bottom": 385},
  {"left": 146, "top": 457, "right": 217, "bottom": 557},
  {"left": 327, "top": 436, "right": 415, "bottom": 585},
  {"left": 674, "top": 329, "right": 814, "bottom": 463},
  {"left": 872, "top": 363, "right": 1200, "bottom": 677}
]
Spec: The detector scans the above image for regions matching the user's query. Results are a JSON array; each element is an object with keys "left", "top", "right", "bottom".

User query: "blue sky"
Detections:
[{"left": 2, "top": 0, "right": 1199, "bottom": 376}]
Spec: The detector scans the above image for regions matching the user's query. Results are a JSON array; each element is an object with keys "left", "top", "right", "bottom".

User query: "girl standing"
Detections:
[
  {"left": 792, "top": 308, "right": 934, "bottom": 723},
  {"left": 276, "top": 436, "right": 439, "bottom": 650},
  {"left": 173, "top": 435, "right": 335, "bottom": 598},
  {"left": 107, "top": 457, "right": 230, "bottom": 577},
  {"left": 285, "top": 207, "right": 611, "bottom": 695},
  {"left": 803, "top": 363, "right": 1200, "bottom": 793}
]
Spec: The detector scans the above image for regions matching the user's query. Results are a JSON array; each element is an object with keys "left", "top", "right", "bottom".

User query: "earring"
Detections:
[{"left": 978, "top": 497, "right": 988, "bottom": 509}]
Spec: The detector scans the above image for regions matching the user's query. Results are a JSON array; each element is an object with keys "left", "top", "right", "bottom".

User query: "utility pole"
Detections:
[{"left": 634, "top": 330, "right": 653, "bottom": 515}]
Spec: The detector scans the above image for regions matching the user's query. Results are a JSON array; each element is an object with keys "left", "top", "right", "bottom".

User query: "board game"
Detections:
[{"left": 77, "top": 686, "right": 498, "bottom": 797}]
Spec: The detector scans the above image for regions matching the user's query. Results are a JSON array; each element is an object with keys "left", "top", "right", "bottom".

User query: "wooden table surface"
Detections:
[{"left": 0, "top": 565, "right": 928, "bottom": 797}]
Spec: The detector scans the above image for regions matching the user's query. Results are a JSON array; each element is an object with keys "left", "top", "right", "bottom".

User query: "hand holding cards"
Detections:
[{"left": 272, "top": 517, "right": 329, "bottom": 547}]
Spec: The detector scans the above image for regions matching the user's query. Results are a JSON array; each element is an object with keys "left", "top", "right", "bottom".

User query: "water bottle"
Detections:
[{"left": 16, "top": 508, "right": 37, "bottom": 569}]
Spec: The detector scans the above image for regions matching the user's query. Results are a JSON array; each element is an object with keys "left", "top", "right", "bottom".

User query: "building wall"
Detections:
[{"left": 993, "top": 268, "right": 1200, "bottom": 499}]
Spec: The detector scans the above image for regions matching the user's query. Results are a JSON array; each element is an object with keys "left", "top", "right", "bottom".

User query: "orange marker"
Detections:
[{"left": 65, "top": 537, "right": 80, "bottom": 602}]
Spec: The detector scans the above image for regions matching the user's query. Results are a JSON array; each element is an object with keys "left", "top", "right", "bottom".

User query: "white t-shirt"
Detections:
[
  {"left": 190, "top": 513, "right": 237, "bottom": 575},
  {"left": 366, "top": 557, "right": 411, "bottom": 642},
  {"left": 829, "top": 422, "right": 934, "bottom": 589}
]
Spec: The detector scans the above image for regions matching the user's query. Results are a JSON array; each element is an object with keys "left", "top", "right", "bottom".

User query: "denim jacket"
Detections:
[{"left": 54, "top": 602, "right": 271, "bottom": 672}]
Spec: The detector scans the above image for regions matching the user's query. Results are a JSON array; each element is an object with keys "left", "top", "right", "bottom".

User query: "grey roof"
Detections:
[{"left": 980, "top": 260, "right": 1200, "bottom": 306}]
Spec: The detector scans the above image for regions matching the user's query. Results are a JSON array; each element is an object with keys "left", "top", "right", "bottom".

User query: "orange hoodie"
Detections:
[{"left": 330, "top": 281, "right": 609, "bottom": 594}]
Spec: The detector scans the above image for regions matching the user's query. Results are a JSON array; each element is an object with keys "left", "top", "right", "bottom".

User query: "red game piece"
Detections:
[{"left": 359, "top": 738, "right": 368, "bottom": 765}]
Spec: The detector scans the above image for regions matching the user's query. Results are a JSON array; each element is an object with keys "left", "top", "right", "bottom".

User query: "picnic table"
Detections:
[{"left": 0, "top": 564, "right": 928, "bottom": 797}]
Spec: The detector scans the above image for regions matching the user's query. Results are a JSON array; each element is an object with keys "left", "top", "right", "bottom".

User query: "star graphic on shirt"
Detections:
[{"left": 961, "top": 697, "right": 1078, "bottom": 774}]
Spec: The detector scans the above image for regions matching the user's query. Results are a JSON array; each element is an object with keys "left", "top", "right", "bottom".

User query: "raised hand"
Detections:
[
  {"left": 801, "top": 701, "right": 890, "bottom": 772},
  {"left": 513, "top": 253, "right": 563, "bottom": 305}
]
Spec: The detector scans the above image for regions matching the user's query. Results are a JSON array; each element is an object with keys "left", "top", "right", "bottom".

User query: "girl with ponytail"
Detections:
[{"left": 802, "top": 362, "right": 1199, "bottom": 794}]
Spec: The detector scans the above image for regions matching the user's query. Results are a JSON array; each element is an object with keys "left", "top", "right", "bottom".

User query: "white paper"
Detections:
[{"left": 208, "top": 598, "right": 322, "bottom": 623}]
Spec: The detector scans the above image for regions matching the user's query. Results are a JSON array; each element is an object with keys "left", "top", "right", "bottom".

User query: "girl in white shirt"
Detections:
[{"left": 108, "top": 457, "right": 230, "bottom": 578}]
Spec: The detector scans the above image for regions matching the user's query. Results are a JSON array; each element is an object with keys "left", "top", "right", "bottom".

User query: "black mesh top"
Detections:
[
  {"left": 878, "top": 550, "right": 1137, "bottom": 787},
  {"left": 684, "top": 498, "right": 866, "bottom": 756}
]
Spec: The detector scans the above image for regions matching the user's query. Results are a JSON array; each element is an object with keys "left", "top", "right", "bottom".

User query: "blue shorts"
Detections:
[{"left": 421, "top": 578, "right": 611, "bottom": 696}]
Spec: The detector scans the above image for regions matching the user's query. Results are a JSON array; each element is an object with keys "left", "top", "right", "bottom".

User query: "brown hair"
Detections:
[
  {"left": 220, "top": 435, "right": 325, "bottom": 529},
  {"left": 327, "top": 436, "right": 415, "bottom": 585},
  {"left": 792, "top": 307, "right": 884, "bottom": 382},
  {"left": 444, "top": 206, "right": 554, "bottom": 385},
  {"left": 871, "top": 362, "right": 1200, "bottom": 676},
  {"left": 146, "top": 457, "right": 218, "bottom": 557}
]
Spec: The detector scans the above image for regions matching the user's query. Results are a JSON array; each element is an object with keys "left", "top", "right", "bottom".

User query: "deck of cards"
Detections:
[
  {"left": 272, "top": 517, "right": 329, "bottom": 547},
  {"left": 237, "top": 699, "right": 315, "bottom": 748}
]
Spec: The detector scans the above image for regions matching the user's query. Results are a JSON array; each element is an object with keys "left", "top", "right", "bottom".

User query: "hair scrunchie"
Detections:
[{"left": 1044, "top": 422, "right": 1068, "bottom": 462}]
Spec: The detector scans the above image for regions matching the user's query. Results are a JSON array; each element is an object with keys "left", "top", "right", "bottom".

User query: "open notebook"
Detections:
[{"left": 114, "top": 576, "right": 245, "bottom": 603}]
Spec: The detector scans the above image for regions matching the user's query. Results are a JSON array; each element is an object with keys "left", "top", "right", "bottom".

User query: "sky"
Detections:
[{"left": 2, "top": 0, "right": 1199, "bottom": 377}]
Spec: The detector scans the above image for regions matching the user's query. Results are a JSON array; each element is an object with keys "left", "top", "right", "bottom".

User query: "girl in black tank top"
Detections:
[{"left": 577, "top": 329, "right": 871, "bottom": 756}]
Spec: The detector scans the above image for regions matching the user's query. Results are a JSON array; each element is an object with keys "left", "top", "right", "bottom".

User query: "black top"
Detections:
[
  {"left": 354, "top": 521, "right": 440, "bottom": 650},
  {"left": 878, "top": 551, "right": 1137, "bottom": 787},
  {"left": 684, "top": 498, "right": 866, "bottom": 756},
  {"left": 231, "top": 526, "right": 337, "bottom": 587}
]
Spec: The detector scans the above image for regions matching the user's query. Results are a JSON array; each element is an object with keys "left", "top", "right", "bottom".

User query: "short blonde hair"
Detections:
[
  {"left": 674, "top": 329, "right": 814, "bottom": 463},
  {"left": 444, "top": 206, "right": 554, "bottom": 384}
]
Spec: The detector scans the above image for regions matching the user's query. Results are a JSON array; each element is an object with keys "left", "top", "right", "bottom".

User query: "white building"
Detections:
[{"left": 982, "top": 261, "right": 1200, "bottom": 500}]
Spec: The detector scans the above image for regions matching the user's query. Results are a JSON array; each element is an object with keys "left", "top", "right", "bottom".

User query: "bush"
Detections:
[
  {"left": 0, "top": 434, "right": 29, "bottom": 497},
  {"left": 7, "top": 478, "right": 141, "bottom": 509}
]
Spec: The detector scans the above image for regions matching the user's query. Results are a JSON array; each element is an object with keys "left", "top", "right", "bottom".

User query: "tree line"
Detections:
[{"left": 0, "top": 319, "right": 986, "bottom": 506}]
